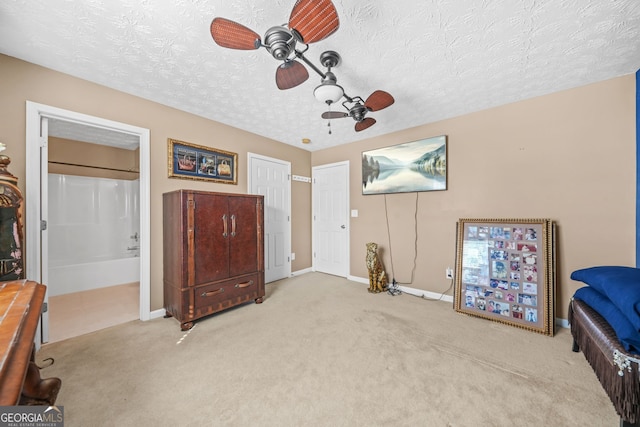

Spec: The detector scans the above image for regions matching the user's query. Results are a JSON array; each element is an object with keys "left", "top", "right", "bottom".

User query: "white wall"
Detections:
[
  {"left": 47, "top": 174, "right": 140, "bottom": 295},
  {"left": 48, "top": 174, "right": 139, "bottom": 265}
]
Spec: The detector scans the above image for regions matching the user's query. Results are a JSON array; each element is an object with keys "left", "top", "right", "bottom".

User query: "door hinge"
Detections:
[
  {"left": 42, "top": 302, "right": 48, "bottom": 313},
  {"left": 41, "top": 220, "right": 47, "bottom": 231}
]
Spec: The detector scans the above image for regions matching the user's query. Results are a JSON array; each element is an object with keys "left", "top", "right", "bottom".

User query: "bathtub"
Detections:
[{"left": 48, "top": 255, "right": 140, "bottom": 297}]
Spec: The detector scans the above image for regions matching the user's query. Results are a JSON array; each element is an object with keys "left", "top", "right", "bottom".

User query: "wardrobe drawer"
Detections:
[{"left": 194, "top": 274, "right": 259, "bottom": 310}]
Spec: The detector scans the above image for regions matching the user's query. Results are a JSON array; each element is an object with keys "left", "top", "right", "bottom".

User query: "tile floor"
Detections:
[{"left": 47, "top": 282, "right": 139, "bottom": 343}]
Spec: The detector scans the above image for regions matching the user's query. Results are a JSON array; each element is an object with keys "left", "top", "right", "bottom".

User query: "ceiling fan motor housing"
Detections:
[
  {"left": 264, "top": 26, "right": 296, "bottom": 60},
  {"left": 349, "top": 104, "right": 367, "bottom": 122}
]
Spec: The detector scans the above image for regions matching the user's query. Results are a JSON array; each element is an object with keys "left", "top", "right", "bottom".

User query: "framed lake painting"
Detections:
[{"left": 361, "top": 135, "right": 447, "bottom": 195}]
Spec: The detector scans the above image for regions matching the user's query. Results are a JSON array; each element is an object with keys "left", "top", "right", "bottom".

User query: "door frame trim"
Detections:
[
  {"left": 25, "top": 101, "right": 152, "bottom": 337},
  {"left": 247, "top": 152, "right": 292, "bottom": 281},
  {"left": 312, "top": 160, "right": 350, "bottom": 277}
]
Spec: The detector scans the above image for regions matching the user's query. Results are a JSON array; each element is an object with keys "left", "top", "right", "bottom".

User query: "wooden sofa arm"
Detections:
[{"left": 570, "top": 299, "right": 640, "bottom": 426}]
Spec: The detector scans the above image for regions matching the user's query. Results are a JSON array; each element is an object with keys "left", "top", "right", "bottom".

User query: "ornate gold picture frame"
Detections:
[
  {"left": 167, "top": 138, "right": 237, "bottom": 184},
  {"left": 453, "top": 218, "right": 556, "bottom": 336}
]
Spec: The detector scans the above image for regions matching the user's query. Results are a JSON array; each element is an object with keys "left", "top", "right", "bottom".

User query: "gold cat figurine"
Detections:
[{"left": 366, "top": 242, "right": 387, "bottom": 293}]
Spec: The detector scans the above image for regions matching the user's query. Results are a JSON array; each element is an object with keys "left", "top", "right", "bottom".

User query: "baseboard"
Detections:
[
  {"left": 347, "top": 275, "right": 368, "bottom": 284},
  {"left": 149, "top": 308, "right": 166, "bottom": 320},
  {"left": 398, "top": 285, "right": 454, "bottom": 303},
  {"left": 347, "top": 275, "right": 454, "bottom": 303},
  {"left": 292, "top": 267, "right": 313, "bottom": 276}
]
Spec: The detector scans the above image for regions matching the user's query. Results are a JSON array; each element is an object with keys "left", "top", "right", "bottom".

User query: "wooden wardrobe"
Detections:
[{"left": 163, "top": 190, "right": 265, "bottom": 330}]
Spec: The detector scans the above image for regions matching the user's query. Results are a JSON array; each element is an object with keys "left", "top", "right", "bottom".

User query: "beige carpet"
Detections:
[{"left": 37, "top": 273, "right": 617, "bottom": 426}]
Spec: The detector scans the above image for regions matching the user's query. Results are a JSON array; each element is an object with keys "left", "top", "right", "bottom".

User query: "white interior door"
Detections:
[
  {"left": 312, "top": 161, "right": 349, "bottom": 277},
  {"left": 248, "top": 153, "right": 291, "bottom": 283},
  {"left": 39, "top": 117, "right": 50, "bottom": 344}
]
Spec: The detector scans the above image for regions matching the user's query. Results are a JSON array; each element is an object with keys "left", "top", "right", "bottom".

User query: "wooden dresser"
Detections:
[
  {"left": 0, "top": 280, "right": 61, "bottom": 405},
  {"left": 163, "top": 190, "right": 265, "bottom": 330}
]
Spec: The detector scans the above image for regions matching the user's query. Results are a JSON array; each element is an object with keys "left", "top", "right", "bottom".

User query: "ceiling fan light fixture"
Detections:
[{"left": 314, "top": 82, "right": 344, "bottom": 104}]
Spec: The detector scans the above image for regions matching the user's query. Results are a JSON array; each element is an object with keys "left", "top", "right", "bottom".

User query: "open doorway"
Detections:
[
  {"left": 25, "top": 102, "right": 151, "bottom": 345},
  {"left": 47, "top": 129, "right": 140, "bottom": 342}
]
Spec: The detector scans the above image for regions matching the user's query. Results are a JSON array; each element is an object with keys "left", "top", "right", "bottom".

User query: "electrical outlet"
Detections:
[{"left": 446, "top": 267, "right": 453, "bottom": 279}]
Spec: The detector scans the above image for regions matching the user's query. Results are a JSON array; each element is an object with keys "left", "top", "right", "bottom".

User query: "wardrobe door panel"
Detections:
[
  {"left": 228, "top": 196, "right": 259, "bottom": 277},
  {"left": 193, "top": 193, "right": 229, "bottom": 284}
]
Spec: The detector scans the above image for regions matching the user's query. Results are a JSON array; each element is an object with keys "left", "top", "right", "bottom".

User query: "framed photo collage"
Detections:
[{"left": 453, "top": 218, "right": 556, "bottom": 336}]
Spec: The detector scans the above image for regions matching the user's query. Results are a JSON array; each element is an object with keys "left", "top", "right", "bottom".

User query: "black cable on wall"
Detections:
[{"left": 384, "top": 192, "right": 419, "bottom": 286}]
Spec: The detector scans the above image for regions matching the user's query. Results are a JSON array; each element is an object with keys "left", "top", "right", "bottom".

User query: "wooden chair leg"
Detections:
[{"left": 572, "top": 339, "right": 579, "bottom": 352}]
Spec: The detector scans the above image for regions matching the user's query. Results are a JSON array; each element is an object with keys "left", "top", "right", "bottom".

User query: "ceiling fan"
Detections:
[
  {"left": 210, "top": 0, "right": 340, "bottom": 90},
  {"left": 210, "top": 0, "right": 394, "bottom": 133},
  {"left": 313, "top": 50, "right": 394, "bottom": 132},
  {"left": 321, "top": 90, "right": 395, "bottom": 132}
]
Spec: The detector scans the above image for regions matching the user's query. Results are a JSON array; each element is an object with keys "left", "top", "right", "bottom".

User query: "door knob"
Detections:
[{"left": 341, "top": 225, "right": 346, "bottom": 229}]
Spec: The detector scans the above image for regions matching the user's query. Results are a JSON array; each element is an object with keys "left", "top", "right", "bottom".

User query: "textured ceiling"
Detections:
[
  {"left": 48, "top": 119, "right": 141, "bottom": 150},
  {"left": 1, "top": 0, "right": 639, "bottom": 151}
]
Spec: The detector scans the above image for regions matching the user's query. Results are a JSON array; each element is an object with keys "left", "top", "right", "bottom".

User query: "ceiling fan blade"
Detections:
[
  {"left": 321, "top": 111, "right": 348, "bottom": 119},
  {"left": 289, "top": 0, "right": 340, "bottom": 44},
  {"left": 355, "top": 117, "right": 376, "bottom": 132},
  {"left": 210, "top": 18, "right": 261, "bottom": 50},
  {"left": 364, "top": 90, "right": 395, "bottom": 112},
  {"left": 276, "top": 60, "right": 309, "bottom": 90}
]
